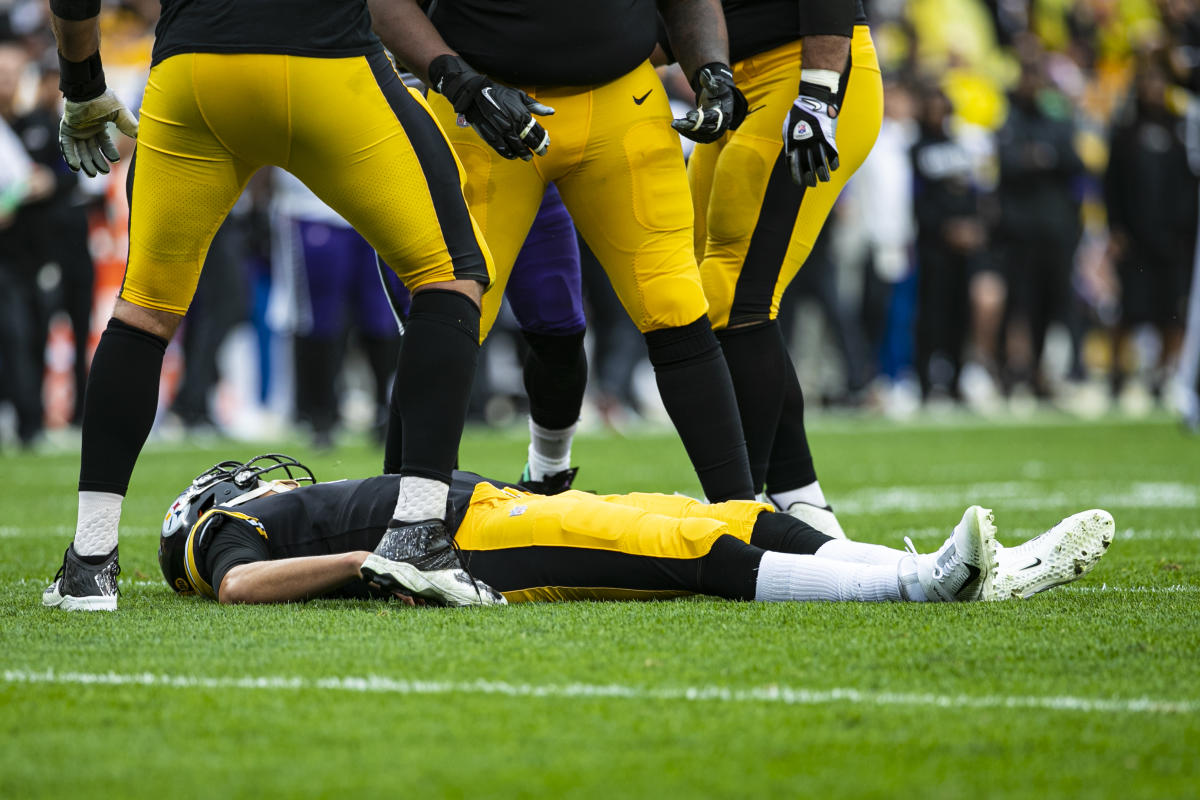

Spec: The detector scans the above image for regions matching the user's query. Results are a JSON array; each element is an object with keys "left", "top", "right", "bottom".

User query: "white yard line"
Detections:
[
  {"left": 2, "top": 668, "right": 1194, "bottom": 715},
  {"left": 834, "top": 481, "right": 1200, "bottom": 515},
  {"left": 1058, "top": 585, "right": 1200, "bottom": 594}
]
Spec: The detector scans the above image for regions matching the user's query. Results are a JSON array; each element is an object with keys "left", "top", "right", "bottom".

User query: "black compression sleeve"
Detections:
[
  {"left": 206, "top": 519, "right": 271, "bottom": 601},
  {"left": 797, "top": 0, "right": 855, "bottom": 37},
  {"left": 50, "top": 0, "right": 101, "bottom": 20}
]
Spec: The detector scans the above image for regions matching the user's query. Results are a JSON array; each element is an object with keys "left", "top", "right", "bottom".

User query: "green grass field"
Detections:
[{"left": 2, "top": 416, "right": 1198, "bottom": 799}]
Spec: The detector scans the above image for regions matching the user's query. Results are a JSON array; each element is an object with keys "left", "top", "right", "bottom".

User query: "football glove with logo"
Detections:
[
  {"left": 672, "top": 62, "right": 748, "bottom": 144},
  {"left": 783, "top": 82, "right": 840, "bottom": 187},
  {"left": 428, "top": 54, "right": 554, "bottom": 161}
]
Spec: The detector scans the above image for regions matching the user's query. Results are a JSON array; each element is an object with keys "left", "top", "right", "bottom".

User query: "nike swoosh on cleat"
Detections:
[
  {"left": 633, "top": 90, "right": 653, "bottom": 105},
  {"left": 1018, "top": 558, "right": 1043, "bottom": 571}
]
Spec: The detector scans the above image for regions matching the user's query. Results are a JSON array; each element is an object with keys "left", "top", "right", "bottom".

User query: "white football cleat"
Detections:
[
  {"left": 781, "top": 501, "right": 848, "bottom": 540},
  {"left": 900, "top": 506, "right": 998, "bottom": 602},
  {"left": 986, "top": 509, "right": 1114, "bottom": 600}
]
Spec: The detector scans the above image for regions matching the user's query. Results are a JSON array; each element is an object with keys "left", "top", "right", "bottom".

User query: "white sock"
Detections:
[
  {"left": 392, "top": 476, "right": 450, "bottom": 522},
  {"left": 74, "top": 491, "right": 123, "bottom": 556},
  {"left": 527, "top": 418, "right": 576, "bottom": 481},
  {"left": 897, "top": 555, "right": 928, "bottom": 601},
  {"left": 754, "top": 551, "right": 902, "bottom": 602},
  {"left": 814, "top": 539, "right": 906, "bottom": 566},
  {"left": 768, "top": 480, "right": 827, "bottom": 510}
]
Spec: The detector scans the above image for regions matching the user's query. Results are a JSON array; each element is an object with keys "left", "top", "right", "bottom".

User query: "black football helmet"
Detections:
[{"left": 159, "top": 454, "right": 316, "bottom": 595}]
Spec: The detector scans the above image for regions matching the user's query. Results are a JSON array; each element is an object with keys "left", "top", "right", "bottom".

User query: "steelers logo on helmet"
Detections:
[{"left": 158, "top": 454, "right": 316, "bottom": 595}]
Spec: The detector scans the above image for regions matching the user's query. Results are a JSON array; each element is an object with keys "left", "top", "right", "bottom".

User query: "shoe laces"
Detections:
[
  {"left": 51, "top": 547, "right": 69, "bottom": 583},
  {"left": 903, "top": 537, "right": 961, "bottom": 581}
]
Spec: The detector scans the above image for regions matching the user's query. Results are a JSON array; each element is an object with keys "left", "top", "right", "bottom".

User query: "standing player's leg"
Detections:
[
  {"left": 505, "top": 184, "right": 588, "bottom": 492},
  {"left": 45, "top": 53, "right": 263, "bottom": 610},
  {"left": 555, "top": 62, "right": 754, "bottom": 502},
  {"left": 287, "top": 52, "right": 498, "bottom": 537},
  {"left": 697, "top": 30, "right": 883, "bottom": 530}
]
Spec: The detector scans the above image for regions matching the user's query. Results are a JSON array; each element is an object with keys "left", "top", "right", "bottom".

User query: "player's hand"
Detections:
[
  {"left": 783, "top": 82, "right": 839, "bottom": 187},
  {"left": 59, "top": 89, "right": 138, "bottom": 178},
  {"left": 429, "top": 54, "right": 555, "bottom": 161},
  {"left": 672, "top": 62, "right": 748, "bottom": 144}
]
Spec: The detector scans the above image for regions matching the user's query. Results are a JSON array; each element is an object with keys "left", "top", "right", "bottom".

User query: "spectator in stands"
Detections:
[
  {"left": 10, "top": 50, "right": 95, "bottom": 428},
  {"left": 995, "top": 42, "right": 1085, "bottom": 399},
  {"left": 1105, "top": 50, "right": 1199, "bottom": 403},
  {"left": 0, "top": 42, "right": 53, "bottom": 448},
  {"left": 911, "top": 83, "right": 990, "bottom": 402}
]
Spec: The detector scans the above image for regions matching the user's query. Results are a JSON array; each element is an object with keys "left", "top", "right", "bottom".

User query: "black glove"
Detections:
[
  {"left": 428, "top": 54, "right": 554, "bottom": 161},
  {"left": 672, "top": 62, "right": 748, "bottom": 144},
  {"left": 782, "top": 82, "right": 840, "bottom": 187}
]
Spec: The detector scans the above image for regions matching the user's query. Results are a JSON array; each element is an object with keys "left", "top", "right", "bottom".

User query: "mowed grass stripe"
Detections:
[{"left": 5, "top": 669, "right": 1196, "bottom": 715}]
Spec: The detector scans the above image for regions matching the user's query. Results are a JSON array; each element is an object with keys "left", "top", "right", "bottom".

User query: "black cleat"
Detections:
[
  {"left": 517, "top": 465, "right": 578, "bottom": 495},
  {"left": 360, "top": 519, "right": 506, "bottom": 607},
  {"left": 43, "top": 545, "right": 120, "bottom": 611}
]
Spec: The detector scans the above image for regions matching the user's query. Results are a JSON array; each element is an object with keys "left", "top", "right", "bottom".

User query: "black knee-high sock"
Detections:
[
  {"left": 764, "top": 355, "right": 818, "bottom": 494},
  {"left": 715, "top": 319, "right": 789, "bottom": 493},
  {"left": 644, "top": 316, "right": 753, "bottom": 502},
  {"left": 78, "top": 318, "right": 168, "bottom": 494},
  {"left": 749, "top": 509, "right": 832, "bottom": 554},
  {"left": 522, "top": 330, "right": 587, "bottom": 430},
  {"left": 383, "top": 289, "right": 480, "bottom": 480}
]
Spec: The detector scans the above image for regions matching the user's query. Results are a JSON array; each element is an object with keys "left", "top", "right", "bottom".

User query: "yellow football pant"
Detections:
[
  {"left": 456, "top": 482, "right": 772, "bottom": 602},
  {"left": 691, "top": 26, "right": 883, "bottom": 329},
  {"left": 124, "top": 50, "right": 492, "bottom": 314},
  {"left": 427, "top": 60, "right": 709, "bottom": 337}
]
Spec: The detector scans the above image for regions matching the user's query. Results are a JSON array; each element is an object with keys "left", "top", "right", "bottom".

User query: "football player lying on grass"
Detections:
[{"left": 155, "top": 455, "right": 1114, "bottom": 608}]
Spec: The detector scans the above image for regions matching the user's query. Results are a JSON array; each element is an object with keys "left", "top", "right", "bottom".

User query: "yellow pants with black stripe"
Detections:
[
  {"left": 690, "top": 26, "right": 883, "bottom": 329},
  {"left": 426, "top": 61, "right": 709, "bottom": 338},
  {"left": 124, "top": 50, "right": 493, "bottom": 315},
  {"left": 456, "top": 482, "right": 772, "bottom": 602}
]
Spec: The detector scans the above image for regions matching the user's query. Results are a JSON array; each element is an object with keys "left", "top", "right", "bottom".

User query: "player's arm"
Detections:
[
  {"left": 48, "top": 0, "right": 137, "bottom": 177},
  {"left": 658, "top": 0, "right": 747, "bottom": 143},
  {"left": 369, "top": 0, "right": 554, "bottom": 160},
  {"left": 782, "top": 3, "right": 855, "bottom": 186},
  {"left": 218, "top": 552, "right": 375, "bottom": 605}
]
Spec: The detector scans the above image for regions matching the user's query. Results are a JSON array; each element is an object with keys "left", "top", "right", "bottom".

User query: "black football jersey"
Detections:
[
  {"left": 724, "top": 0, "right": 869, "bottom": 64},
  {"left": 151, "top": 0, "right": 379, "bottom": 66},
  {"left": 429, "top": 0, "right": 659, "bottom": 86}
]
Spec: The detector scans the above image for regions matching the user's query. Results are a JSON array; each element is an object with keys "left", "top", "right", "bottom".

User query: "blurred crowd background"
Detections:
[{"left": 1, "top": 0, "right": 1199, "bottom": 453}]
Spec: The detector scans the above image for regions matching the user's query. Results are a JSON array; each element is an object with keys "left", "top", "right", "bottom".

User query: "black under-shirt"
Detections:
[
  {"left": 151, "top": 0, "right": 380, "bottom": 67},
  {"left": 724, "top": 0, "right": 869, "bottom": 65},
  {"left": 429, "top": 0, "right": 658, "bottom": 86}
]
